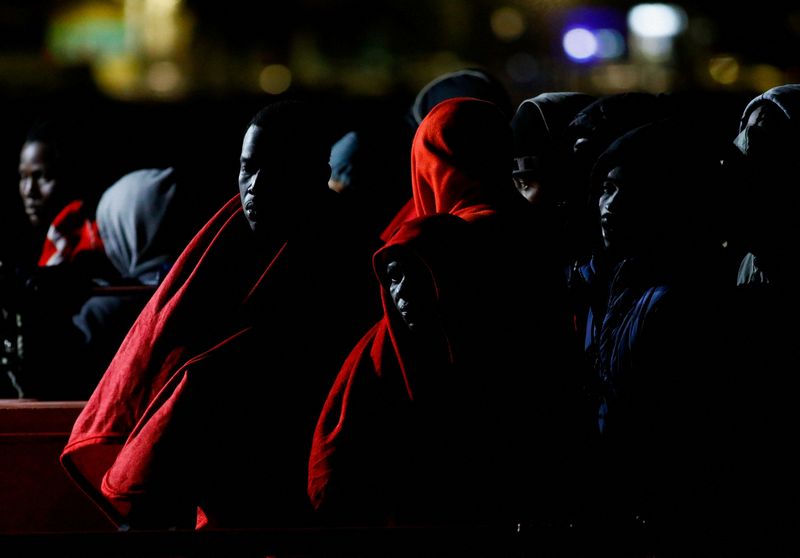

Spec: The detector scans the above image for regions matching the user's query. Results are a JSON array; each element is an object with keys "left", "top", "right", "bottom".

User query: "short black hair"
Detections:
[
  {"left": 248, "top": 99, "right": 332, "bottom": 165},
  {"left": 24, "top": 118, "right": 65, "bottom": 169}
]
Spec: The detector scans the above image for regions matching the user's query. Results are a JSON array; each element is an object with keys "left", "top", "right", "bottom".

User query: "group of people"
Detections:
[
  {"left": 0, "top": 119, "right": 202, "bottom": 400},
  {"left": 3, "top": 69, "right": 798, "bottom": 541}
]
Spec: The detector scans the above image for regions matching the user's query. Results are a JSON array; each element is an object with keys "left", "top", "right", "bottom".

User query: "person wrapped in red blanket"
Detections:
[
  {"left": 61, "top": 100, "right": 368, "bottom": 529},
  {"left": 309, "top": 98, "right": 581, "bottom": 526}
]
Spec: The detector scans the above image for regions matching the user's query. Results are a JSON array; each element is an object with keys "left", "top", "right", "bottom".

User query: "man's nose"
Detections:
[
  {"left": 21, "top": 177, "right": 37, "bottom": 198},
  {"left": 604, "top": 190, "right": 619, "bottom": 212},
  {"left": 247, "top": 170, "right": 260, "bottom": 195},
  {"left": 395, "top": 275, "right": 409, "bottom": 296}
]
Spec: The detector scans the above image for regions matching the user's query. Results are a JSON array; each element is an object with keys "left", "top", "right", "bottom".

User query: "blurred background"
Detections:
[{"left": 1, "top": 0, "right": 798, "bottom": 208}]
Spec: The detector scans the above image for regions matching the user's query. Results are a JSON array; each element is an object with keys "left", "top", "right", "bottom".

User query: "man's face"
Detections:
[
  {"left": 19, "top": 141, "right": 60, "bottom": 228},
  {"left": 385, "top": 256, "right": 439, "bottom": 333},
  {"left": 512, "top": 156, "right": 545, "bottom": 206},
  {"left": 512, "top": 173, "right": 544, "bottom": 205},
  {"left": 599, "top": 163, "right": 679, "bottom": 257},
  {"left": 598, "top": 165, "right": 625, "bottom": 252},
  {"left": 239, "top": 126, "right": 266, "bottom": 232}
]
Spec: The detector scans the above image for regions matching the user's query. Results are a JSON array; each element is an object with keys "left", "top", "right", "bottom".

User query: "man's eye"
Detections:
[{"left": 386, "top": 261, "right": 403, "bottom": 282}]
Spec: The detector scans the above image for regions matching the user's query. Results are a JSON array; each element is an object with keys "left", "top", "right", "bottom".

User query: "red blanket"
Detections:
[
  {"left": 61, "top": 195, "right": 288, "bottom": 528},
  {"left": 38, "top": 200, "right": 104, "bottom": 267}
]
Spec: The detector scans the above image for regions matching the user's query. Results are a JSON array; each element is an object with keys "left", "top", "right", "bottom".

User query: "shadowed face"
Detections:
[
  {"left": 238, "top": 119, "right": 328, "bottom": 239},
  {"left": 732, "top": 103, "right": 797, "bottom": 250},
  {"left": 512, "top": 170, "right": 545, "bottom": 205},
  {"left": 599, "top": 166, "right": 625, "bottom": 252},
  {"left": 19, "top": 141, "right": 61, "bottom": 228},
  {"left": 384, "top": 255, "right": 439, "bottom": 333},
  {"left": 599, "top": 162, "right": 680, "bottom": 258},
  {"left": 239, "top": 124, "right": 265, "bottom": 234}
]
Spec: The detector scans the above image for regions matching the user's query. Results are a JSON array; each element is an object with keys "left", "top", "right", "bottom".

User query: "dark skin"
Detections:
[
  {"left": 238, "top": 122, "right": 331, "bottom": 241},
  {"left": 384, "top": 255, "right": 440, "bottom": 333},
  {"left": 512, "top": 170, "right": 545, "bottom": 206},
  {"left": 238, "top": 123, "right": 299, "bottom": 239},
  {"left": 598, "top": 165, "right": 629, "bottom": 257},
  {"left": 598, "top": 164, "right": 679, "bottom": 262},
  {"left": 19, "top": 141, "right": 64, "bottom": 230},
  {"left": 383, "top": 250, "right": 453, "bottom": 401},
  {"left": 238, "top": 124, "right": 267, "bottom": 236}
]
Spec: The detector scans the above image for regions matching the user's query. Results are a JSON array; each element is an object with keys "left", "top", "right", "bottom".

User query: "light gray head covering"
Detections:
[
  {"left": 97, "top": 167, "right": 178, "bottom": 284},
  {"left": 739, "top": 84, "right": 800, "bottom": 132}
]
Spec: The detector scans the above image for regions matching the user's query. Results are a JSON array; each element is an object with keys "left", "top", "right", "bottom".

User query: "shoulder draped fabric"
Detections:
[
  {"left": 379, "top": 197, "right": 416, "bottom": 243},
  {"left": 308, "top": 215, "right": 479, "bottom": 520},
  {"left": 60, "top": 195, "right": 286, "bottom": 527},
  {"left": 38, "top": 200, "right": 104, "bottom": 267},
  {"left": 309, "top": 97, "right": 555, "bottom": 523}
]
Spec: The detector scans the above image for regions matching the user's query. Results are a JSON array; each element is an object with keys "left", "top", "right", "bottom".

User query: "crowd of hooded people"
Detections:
[{"left": 2, "top": 69, "right": 799, "bottom": 546}]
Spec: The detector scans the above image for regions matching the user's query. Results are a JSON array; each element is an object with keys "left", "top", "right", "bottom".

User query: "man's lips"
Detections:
[{"left": 244, "top": 198, "right": 256, "bottom": 218}]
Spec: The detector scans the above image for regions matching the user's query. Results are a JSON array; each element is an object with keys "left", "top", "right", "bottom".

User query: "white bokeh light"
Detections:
[
  {"left": 563, "top": 28, "right": 598, "bottom": 61},
  {"left": 628, "top": 4, "right": 687, "bottom": 38}
]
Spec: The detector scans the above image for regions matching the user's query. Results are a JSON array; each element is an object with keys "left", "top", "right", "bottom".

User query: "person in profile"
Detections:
[
  {"left": 19, "top": 168, "right": 184, "bottom": 399},
  {"left": 587, "top": 118, "right": 732, "bottom": 534},
  {"left": 61, "top": 99, "right": 367, "bottom": 530},
  {"left": 564, "top": 92, "right": 675, "bottom": 409},
  {"left": 17, "top": 118, "right": 104, "bottom": 270},
  {"left": 5, "top": 119, "right": 109, "bottom": 398},
  {"left": 511, "top": 92, "right": 595, "bottom": 208},
  {"left": 510, "top": 91, "right": 596, "bottom": 279}
]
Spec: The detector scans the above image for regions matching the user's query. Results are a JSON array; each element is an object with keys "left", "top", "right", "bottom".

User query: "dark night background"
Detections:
[
  {"left": 1, "top": 0, "right": 798, "bottom": 223},
  {"left": 1, "top": 0, "right": 800, "bottom": 547}
]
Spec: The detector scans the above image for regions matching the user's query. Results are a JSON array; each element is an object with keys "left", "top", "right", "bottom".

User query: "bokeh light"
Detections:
[
  {"left": 147, "top": 60, "right": 182, "bottom": 94},
  {"left": 563, "top": 28, "right": 598, "bottom": 62},
  {"left": 595, "top": 28, "right": 625, "bottom": 59},
  {"left": 259, "top": 64, "right": 292, "bottom": 94},
  {"left": 708, "top": 56, "right": 739, "bottom": 85},
  {"left": 749, "top": 64, "right": 784, "bottom": 92},
  {"left": 628, "top": 4, "right": 687, "bottom": 39},
  {"left": 490, "top": 6, "right": 526, "bottom": 42}
]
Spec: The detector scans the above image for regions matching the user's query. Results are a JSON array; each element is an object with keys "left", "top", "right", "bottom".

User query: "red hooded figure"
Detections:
[{"left": 309, "top": 98, "right": 570, "bottom": 525}]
